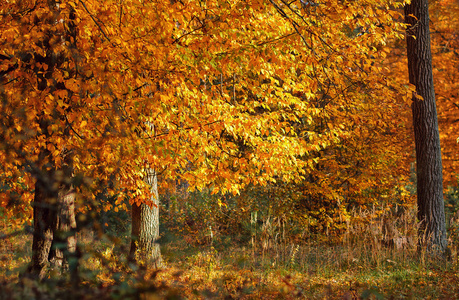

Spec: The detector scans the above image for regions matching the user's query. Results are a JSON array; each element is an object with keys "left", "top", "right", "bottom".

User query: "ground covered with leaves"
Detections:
[{"left": 1, "top": 226, "right": 459, "bottom": 300}]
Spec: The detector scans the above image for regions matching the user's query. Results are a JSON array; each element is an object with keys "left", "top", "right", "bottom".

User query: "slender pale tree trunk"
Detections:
[
  {"left": 130, "top": 169, "right": 162, "bottom": 268},
  {"left": 405, "top": 0, "right": 448, "bottom": 256}
]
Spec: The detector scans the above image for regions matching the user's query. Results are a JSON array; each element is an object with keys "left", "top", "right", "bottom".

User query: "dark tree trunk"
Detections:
[
  {"left": 405, "top": 0, "right": 448, "bottom": 255},
  {"left": 27, "top": 1, "right": 80, "bottom": 279},
  {"left": 29, "top": 173, "right": 77, "bottom": 279},
  {"left": 130, "top": 169, "right": 162, "bottom": 268},
  {"left": 29, "top": 178, "right": 56, "bottom": 279}
]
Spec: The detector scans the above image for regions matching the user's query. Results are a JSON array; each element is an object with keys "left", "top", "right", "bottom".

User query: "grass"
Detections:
[
  {"left": 156, "top": 235, "right": 458, "bottom": 299},
  {"left": 1, "top": 211, "right": 459, "bottom": 299}
]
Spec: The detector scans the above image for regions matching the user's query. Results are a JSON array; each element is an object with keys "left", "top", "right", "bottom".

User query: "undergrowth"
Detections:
[{"left": 1, "top": 205, "right": 459, "bottom": 299}]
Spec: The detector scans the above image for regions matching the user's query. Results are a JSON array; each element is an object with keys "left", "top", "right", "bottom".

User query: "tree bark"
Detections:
[
  {"left": 29, "top": 177, "right": 56, "bottom": 279},
  {"left": 405, "top": 0, "right": 448, "bottom": 255},
  {"left": 130, "top": 169, "right": 162, "bottom": 268},
  {"left": 49, "top": 185, "right": 77, "bottom": 270},
  {"left": 29, "top": 173, "right": 77, "bottom": 279}
]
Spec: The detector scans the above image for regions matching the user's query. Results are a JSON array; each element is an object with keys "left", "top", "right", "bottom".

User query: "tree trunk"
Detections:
[
  {"left": 405, "top": 0, "right": 448, "bottom": 255},
  {"left": 18, "top": 0, "right": 80, "bottom": 280},
  {"left": 130, "top": 169, "right": 162, "bottom": 268},
  {"left": 29, "top": 172, "right": 77, "bottom": 279},
  {"left": 29, "top": 178, "right": 56, "bottom": 279},
  {"left": 49, "top": 185, "right": 77, "bottom": 270}
]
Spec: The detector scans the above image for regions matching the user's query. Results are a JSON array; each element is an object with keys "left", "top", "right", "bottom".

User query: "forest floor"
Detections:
[{"left": 1, "top": 229, "right": 459, "bottom": 299}]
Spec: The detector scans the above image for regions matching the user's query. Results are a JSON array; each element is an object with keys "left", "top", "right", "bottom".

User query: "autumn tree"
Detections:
[
  {"left": 239, "top": 0, "right": 414, "bottom": 233},
  {"left": 0, "top": 0, "right": 152, "bottom": 277},
  {"left": 0, "top": 0, "right": 421, "bottom": 276},
  {"left": 405, "top": 0, "right": 448, "bottom": 254},
  {"left": 1, "top": 0, "right": 317, "bottom": 272},
  {"left": 0, "top": 0, "right": 82, "bottom": 278}
]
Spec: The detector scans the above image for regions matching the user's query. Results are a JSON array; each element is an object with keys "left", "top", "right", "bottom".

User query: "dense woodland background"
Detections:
[{"left": 1, "top": 0, "right": 459, "bottom": 298}]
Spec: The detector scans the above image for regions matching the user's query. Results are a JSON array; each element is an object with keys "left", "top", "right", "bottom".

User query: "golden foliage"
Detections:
[{"left": 0, "top": 0, "right": 413, "bottom": 223}]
